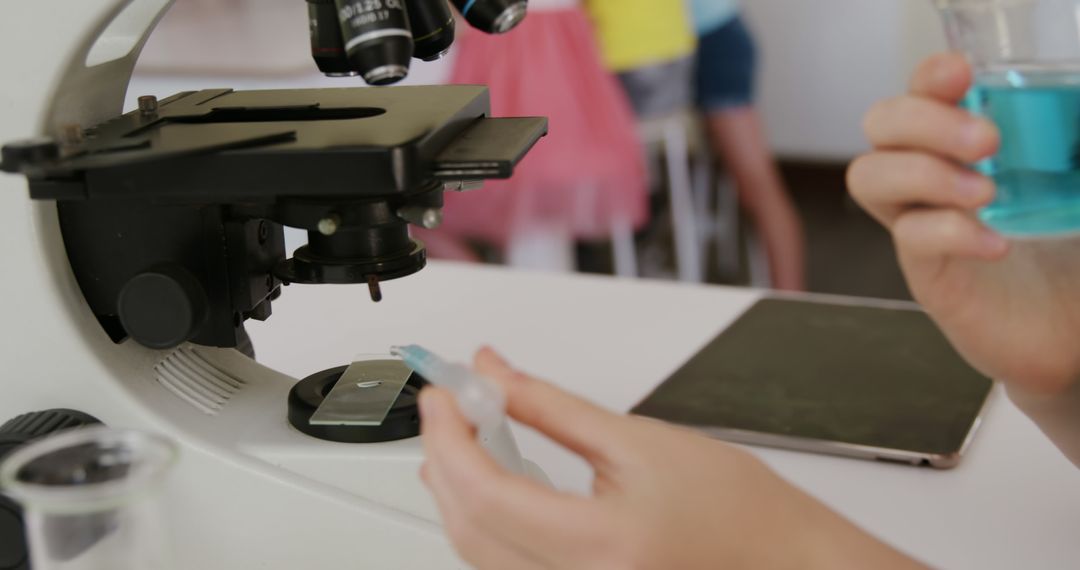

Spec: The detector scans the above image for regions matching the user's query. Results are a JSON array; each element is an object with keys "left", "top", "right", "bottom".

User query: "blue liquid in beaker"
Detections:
[{"left": 964, "top": 71, "right": 1080, "bottom": 236}]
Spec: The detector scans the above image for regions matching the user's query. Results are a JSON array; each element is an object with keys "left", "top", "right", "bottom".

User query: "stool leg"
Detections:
[
  {"left": 610, "top": 216, "right": 638, "bottom": 278},
  {"left": 506, "top": 225, "right": 575, "bottom": 273},
  {"left": 663, "top": 120, "right": 703, "bottom": 283},
  {"left": 714, "top": 174, "right": 742, "bottom": 280},
  {"left": 746, "top": 230, "right": 773, "bottom": 288},
  {"left": 692, "top": 146, "right": 713, "bottom": 276}
]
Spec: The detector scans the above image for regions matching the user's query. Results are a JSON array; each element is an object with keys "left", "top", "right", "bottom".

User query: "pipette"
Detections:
[{"left": 390, "top": 345, "right": 506, "bottom": 434}]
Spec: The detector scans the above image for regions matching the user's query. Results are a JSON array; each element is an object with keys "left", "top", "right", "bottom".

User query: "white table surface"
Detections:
[{"left": 247, "top": 261, "right": 1080, "bottom": 570}]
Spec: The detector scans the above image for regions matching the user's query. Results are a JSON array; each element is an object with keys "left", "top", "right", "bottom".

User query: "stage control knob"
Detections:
[{"left": 118, "top": 265, "right": 208, "bottom": 349}]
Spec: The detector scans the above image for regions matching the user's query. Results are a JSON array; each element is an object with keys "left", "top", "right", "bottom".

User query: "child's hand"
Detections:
[
  {"left": 849, "top": 53, "right": 1080, "bottom": 398},
  {"left": 419, "top": 348, "right": 922, "bottom": 569}
]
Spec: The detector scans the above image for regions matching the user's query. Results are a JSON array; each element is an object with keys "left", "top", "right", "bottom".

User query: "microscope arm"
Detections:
[{"left": 1, "top": 0, "right": 546, "bottom": 351}]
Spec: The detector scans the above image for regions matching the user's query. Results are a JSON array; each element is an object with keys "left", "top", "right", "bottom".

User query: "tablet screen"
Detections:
[{"left": 632, "top": 298, "right": 994, "bottom": 458}]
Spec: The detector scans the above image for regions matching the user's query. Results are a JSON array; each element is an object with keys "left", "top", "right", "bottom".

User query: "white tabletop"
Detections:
[{"left": 248, "top": 262, "right": 1080, "bottom": 570}]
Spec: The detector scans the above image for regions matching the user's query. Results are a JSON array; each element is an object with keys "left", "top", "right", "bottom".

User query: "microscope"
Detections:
[{"left": 0, "top": 1, "right": 544, "bottom": 567}]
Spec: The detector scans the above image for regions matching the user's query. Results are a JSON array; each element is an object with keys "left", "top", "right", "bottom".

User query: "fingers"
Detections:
[
  {"left": 419, "top": 387, "right": 604, "bottom": 561},
  {"left": 421, "top": 387, "right": 495, "bottom": 479},
  {"left": 473, "top": 347, "right": 514, "bottom": 378},
  {"left": 863, "top": 95, "right": 999, "bottom": 163},
  {"left": 455, "top": 536, "right": 545, "bottom": 570},
  {"left": 422, "top": 459, "right": 545, "bottom": 570},
  {"left": 847, "top": 151, "right": 995, "bottom": 226},
  {"left": 909, "top": 52, "right": 973, "bottom": 102},
  {"left": 473, "top": 347, "right": 633, "bottom": 467},
  {"left": 856, "top": 53, "right": 1001, "bottom": 232},
  {"left": 892, "top": 209, "right": 1010, "bottom": 261}
]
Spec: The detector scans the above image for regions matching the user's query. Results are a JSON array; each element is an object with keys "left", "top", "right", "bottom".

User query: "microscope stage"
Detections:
[{"left": 13, "top": 86, "right": 547, "bottom": 202}]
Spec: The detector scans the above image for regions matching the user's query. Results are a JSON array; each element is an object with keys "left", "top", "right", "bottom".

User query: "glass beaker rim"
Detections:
[{"left": 0, "top": 426, "right": 177, "bottom": 514}]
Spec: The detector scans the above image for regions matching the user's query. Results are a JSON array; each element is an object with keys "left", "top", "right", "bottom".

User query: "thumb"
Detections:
[{"left": 474, "top": 347, "right": 633, "bottom": 467}]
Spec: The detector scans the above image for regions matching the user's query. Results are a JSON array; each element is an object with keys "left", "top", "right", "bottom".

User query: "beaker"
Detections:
[
  {"left": 935, "top": 0, "right": 1080, "bottom": 236},
  {"left": 0, "top": 427, "right": 177, "bottom": 570}
]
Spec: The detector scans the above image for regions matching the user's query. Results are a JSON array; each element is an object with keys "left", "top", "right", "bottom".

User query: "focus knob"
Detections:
[{"left": 118, "top": 265, "right": 208, "bottom": 349}]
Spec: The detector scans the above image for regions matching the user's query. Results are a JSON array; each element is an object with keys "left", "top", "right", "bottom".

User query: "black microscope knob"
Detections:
[
  {"left": 117, "top": 265, "right": 209, "bottom": 349},
  {"left": 0, "top": 410, "right": 101, "bottom": 570},
  {"left": 0, "top": 500, "right": 25, "bottom": 570},
  {"left": 0, "top": 410, "right": 101, "bottom": 451}
]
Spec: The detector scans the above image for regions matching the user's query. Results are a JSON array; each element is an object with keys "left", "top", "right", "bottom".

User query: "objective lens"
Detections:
[
  {"left": 450, "top": 0, "right": 527, "bottom": 34},
  {"left": 334, "top": 0, "right": 414, "bottom": 85},
  {"left": 307, "top": 0, "right": 356, "bottom": 77},
  {"left": 406, "top": 0, "right": 455, "bottom": 61}
]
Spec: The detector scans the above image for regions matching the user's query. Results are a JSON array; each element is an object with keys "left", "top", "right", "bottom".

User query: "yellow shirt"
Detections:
[{"left": 585, "top": 0, "right": 697, "bottom": 72}]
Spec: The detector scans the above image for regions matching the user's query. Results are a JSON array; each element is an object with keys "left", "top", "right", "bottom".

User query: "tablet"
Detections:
[{"left": 631, "top": 297, "right": 994, "bottom": 468}]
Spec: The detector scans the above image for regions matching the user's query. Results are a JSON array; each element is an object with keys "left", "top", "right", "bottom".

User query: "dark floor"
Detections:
[
  {"left": 576, "top": 160, "right": 912, "bottom": 301},
  {"left": 783, "top": 162, "right": 912, "bottom": 301}
]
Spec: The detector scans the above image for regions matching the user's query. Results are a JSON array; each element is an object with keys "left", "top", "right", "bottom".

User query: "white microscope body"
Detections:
[{"left": 0, "top": 1, "right": 537, "bottom": 567}]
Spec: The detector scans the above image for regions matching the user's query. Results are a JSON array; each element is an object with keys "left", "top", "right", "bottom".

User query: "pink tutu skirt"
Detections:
[{"left": 434, "top": 8, "right": 649, "bottom": 247}]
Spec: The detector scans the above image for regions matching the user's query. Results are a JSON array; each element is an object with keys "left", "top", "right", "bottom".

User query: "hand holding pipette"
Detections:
[
  {"left": 391, "top": 344, "right": 507, "bottom": 435},
  {"left": 393, "top": 344, "right": 524, "bottom": 473}
]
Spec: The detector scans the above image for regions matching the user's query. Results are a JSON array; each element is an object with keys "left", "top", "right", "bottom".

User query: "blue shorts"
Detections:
[{"left": 695, "top": 16, "right": 757, "bottom": 111}]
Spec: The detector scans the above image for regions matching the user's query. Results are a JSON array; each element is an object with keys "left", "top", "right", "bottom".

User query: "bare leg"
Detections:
[{"left": 705, "top": 107, "right": 806, "bottom": 291}]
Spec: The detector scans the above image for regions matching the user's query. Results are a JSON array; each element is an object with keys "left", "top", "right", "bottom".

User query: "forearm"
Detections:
[
  {"left": 809, "top": 522, "right": 927, "bottom": 570},
  {"left": 1006, "top": 381, "right": 1080, "bottom": 469},
  {"left": 781, "top": 480, "right": 927, "bottom": 570}
]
